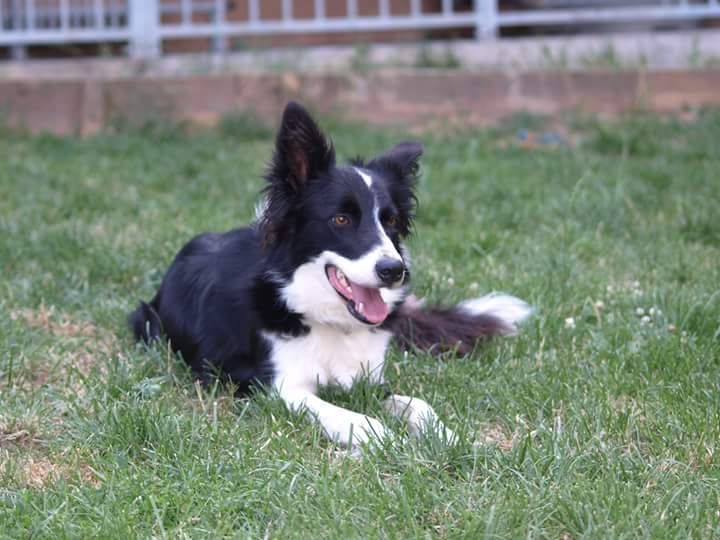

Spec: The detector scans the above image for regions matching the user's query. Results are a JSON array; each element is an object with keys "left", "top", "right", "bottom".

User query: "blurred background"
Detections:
[{"left": 1, "top": 0, "right": 720, "bottom": 133}]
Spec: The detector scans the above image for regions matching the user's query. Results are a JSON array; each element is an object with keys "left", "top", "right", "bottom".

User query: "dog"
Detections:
[{"left": 130, "top": 102, "right": 531, "bottom": 448}]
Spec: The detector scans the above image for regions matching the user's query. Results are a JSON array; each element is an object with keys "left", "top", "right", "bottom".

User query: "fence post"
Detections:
[
  {"left": 475, "top": 0, "right": 498, "bottom": 40},
  {"left": 129, "top": 0, "right": 160, "bottom": 59},
  {"left": 212, "top": 0, "right": 227, "bottom": 53},
  {"left": 10, "top": 0, "right": 27, "bottom": 59}
]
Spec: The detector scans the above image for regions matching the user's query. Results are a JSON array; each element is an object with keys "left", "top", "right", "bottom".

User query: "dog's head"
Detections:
[{"left": 259, "top": 102, "right": 422, "bottom": 329}]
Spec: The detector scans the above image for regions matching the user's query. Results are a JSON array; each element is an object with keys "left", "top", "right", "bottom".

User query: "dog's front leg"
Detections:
[
  {"left": 278, "top": 384, "right": 388, "bottom": 448},
  {"left": 383, "top": 394, "right": 457, "bottom": 444}
]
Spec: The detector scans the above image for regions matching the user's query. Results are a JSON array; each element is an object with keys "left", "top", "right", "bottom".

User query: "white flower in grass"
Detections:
[
  {"left": 594, "top": 300, "right": 605, "bottom": 311},
  {"left": 636, "top": 307, "right": 645, "bottom": 316},
  {"left": 640, "top": 315, "right": 651, "bottom": 325},
  {"left": 564, "top": 317, "right": 576, "bottom": 329}
]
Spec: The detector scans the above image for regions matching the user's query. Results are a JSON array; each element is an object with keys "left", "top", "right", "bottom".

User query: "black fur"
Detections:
[{"left": 388, "top": 305, "right": 509, "bottom": 356}]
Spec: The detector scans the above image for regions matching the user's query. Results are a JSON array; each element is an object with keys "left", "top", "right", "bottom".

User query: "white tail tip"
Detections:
[{"left": 459, "top": 293, "right": 533, "bottom": 335}]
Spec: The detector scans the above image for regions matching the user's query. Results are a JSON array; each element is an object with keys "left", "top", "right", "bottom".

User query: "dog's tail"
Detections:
[
  {"left": 128, "top": 300, "right": 163, "bottom": 344},
  {"left": 390, "top": 293, "right": 533, "bottom": 355}
]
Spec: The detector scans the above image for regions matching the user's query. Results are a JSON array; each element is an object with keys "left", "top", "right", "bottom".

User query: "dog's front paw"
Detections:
[
  {"left": 420, "top": 421, "right": 459, "bottom": 446},
  {"left": 351, "top": 416, "right": 390, "bottom": 447},
  {"left": 326, "top": 414, "right": 391, "bottom": 449}
]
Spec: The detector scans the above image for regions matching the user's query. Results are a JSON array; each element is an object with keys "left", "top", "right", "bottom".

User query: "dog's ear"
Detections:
[
  {"left": 369, "top": 141, "right": 423, "bottom": 185},
  {"left": 260, "top": 103, "right": 335, "bottom": 245},
  {"left": 267, "top": 102, "right": 335, "bottom": 191},
  {"left": 368, "top": 141, "right": 423, "bottom": 237}
]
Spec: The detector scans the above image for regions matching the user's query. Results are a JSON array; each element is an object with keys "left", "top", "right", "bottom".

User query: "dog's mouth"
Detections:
[{"left": 325, "top": 265, "right": 389, "bottom": 325}]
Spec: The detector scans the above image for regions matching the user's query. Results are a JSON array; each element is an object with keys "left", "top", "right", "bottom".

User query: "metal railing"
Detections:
[
  {"left": 1, "top": 0, "right": 720, "bottom": 59},
  {"left": 0, "top": 1, "right": 129, "bottom": 45}
]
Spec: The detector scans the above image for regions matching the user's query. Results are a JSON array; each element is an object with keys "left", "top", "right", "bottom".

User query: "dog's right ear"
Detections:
[
  {"left": 266, "top": 102, "right": 335, "bottom": 191},
  {"left": 260, "top": 103, "right": 335, "bottom": 245}
]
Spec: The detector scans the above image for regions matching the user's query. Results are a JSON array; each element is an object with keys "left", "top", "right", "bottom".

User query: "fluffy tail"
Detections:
[
  {"left": 128, "top": 300, "right": 163, "bottom": 344},
  {"left": 390, "top": 293, "right": 533, "bottom": 355}
]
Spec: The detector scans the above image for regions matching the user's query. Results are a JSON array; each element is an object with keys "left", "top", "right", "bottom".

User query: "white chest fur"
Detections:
[{"left": 265, "top": 325, "right": 392, "bottom": 392}]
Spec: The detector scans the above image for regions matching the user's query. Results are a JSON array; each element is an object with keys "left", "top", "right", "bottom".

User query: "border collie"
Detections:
[{"left": 130, "top": 102, "right": 531, "bottom": 448}]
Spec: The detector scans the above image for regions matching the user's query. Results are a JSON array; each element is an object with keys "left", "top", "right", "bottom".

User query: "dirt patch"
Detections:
[
  {"left": 0, "top": 429, "right": 45, "bottom": 450},
  {"left": 9, "top": 305, "right": 117, "bottom": 389},
  {"left": 476, "top": 424, "right": 515, "bottom": 453},
  {"left": 11, "top": 305, "right": 98, "bottom": 339},
  {"left": 0, "top": 414, "right": 46, "bottom": 450},
  {"left": 2, "top": 455, "right": 101, "bottom": 489},
  {"left": 21, "top": 458, "right": 61, "bottom": 488}
]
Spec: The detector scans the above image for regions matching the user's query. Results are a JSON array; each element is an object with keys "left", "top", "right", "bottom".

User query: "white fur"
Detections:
[
  {"left": 383, "top": 395, "right": 457, "bottom": 443},
  {"left": 354, "top": 167, "right": 373, "bottom": 188},
  {"left": 267, "top": 325, "right": 391, "bottom": 445},
  {"left": 279, "top": 256, "right": 354, "bottom": 328},
  {"left": 266, "top": 327, "right": 452, "bottom": 447},
  {"left": 281, "top": 242, "right": 405, "bottom": 328},
  {"left": 459, "top": 293, "right": 533, "bottom": 334},
  {"left": 267, "top": 325, "right": 390, "bottom": 391},
  {"left": 380, "top": 285, "right": 407, "bottom": 306},
  {"left": 254, "top": 196, "right": 268, "bottom": 222}
]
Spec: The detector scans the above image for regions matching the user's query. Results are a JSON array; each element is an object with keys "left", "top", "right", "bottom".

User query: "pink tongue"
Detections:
[{"left": 349, "top": 281, "right": 389, "bottom": 324}]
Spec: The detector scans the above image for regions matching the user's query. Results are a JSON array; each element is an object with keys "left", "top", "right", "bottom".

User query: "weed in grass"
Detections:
[{"left": 1, "top": 111, "right": 719, "bottom": 537}]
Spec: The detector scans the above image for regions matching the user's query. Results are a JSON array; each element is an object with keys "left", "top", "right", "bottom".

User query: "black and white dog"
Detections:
[{"left": 130, "top": 102, "right": 531, "bottom": 448}]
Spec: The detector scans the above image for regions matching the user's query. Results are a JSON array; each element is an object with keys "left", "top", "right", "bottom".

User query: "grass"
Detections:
[{"left": 1, "top": 109, "right": 720, "bottom": 538}]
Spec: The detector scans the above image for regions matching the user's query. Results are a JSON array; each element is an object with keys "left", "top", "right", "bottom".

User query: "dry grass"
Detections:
[{"left": 1, "top": 455, "right": 100, "bottom": 489}]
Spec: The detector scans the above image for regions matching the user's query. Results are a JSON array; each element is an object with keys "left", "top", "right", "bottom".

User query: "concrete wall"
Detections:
[{"left": 2, "top": 68, "right": 720, "bottom": 135}]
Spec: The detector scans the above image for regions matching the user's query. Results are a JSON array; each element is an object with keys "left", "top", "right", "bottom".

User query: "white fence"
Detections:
[{"left": 1, "top": 0, "right": 720, "bottom": 59}]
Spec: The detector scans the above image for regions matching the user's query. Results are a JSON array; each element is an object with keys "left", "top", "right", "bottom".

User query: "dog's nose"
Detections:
[{"left": 375, "top": 258, "right": 405, "bottom": 285}]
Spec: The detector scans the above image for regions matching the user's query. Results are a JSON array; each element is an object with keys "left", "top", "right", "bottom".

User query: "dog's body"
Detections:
[{"left": 130, "top": 103, "right": 531, "bottom": 447}]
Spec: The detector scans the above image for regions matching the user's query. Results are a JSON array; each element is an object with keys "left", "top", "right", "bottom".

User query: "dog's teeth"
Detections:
[{"left": 357, "top": 302, "right": 364, "bottom": 313}]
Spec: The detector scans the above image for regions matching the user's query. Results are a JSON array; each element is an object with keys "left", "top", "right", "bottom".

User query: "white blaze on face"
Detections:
[
  {"left": 353, "top": 167, "right": 402, "bottom": 264},
  {"left": 354, "top": 167, "right": 373, "bottom": 188}
]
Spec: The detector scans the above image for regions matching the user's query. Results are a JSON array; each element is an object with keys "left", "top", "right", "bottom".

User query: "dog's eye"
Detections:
[
  {"left": 332, "top": 214, "right": 350, "bottom": 226},
  {"left": 385, "top": 215, "right": 399, "bottom": 228}
]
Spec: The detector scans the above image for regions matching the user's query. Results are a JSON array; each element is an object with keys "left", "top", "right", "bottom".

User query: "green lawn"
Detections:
[{"left": 1, "top": 110, "right": 719, "bottom": 538}]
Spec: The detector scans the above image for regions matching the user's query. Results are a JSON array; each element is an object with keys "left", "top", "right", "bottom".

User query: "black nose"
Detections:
[{"left": 375, "top": 258, "right": 405, "bottom": 285}]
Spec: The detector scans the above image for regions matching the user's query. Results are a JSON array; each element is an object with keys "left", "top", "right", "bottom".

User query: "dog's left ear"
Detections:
[
  {"left": 369, "top": 141, "right": 423, "bottom": 236},
  {"left": 268, "top": 102, "right": 335, "bottom": 191},
  {"left": 369, "top": 141, "right": 423, "bottom": 184}
]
